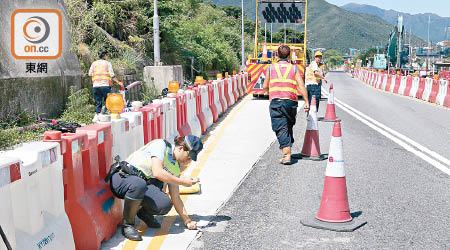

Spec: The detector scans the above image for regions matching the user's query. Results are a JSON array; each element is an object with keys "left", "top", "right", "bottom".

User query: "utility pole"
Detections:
[
  {"left": 241, "top": 0, "right": 245, "bottom": 70},
  {"left": 409, "top": 27, "right": 412, "bottom": 66},
  {"left": 264, "top": 23, "right": 267, "bottom": 43},
  {"left": 270, "top": 23, "right": 273, "bottom": 45},
  {"left": 191, "top": 57, "right": 194, "bottom": 81},
  {"left": 153, "top": 0, "right": 161, "bottom": 65}
]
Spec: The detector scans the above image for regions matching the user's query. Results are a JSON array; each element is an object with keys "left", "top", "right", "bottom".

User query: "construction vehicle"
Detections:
[{"left": 245, "top": 0, "right": 308, "bottom": 97}]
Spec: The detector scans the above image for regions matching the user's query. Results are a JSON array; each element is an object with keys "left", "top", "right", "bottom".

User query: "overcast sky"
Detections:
[{"left": 326, "top": 0, "right": 450, "bottom": 17}]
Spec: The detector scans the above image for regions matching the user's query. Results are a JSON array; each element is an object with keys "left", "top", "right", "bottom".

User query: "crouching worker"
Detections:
[{"left": 105, "top": 135, "right": 203, "bottom": 241}]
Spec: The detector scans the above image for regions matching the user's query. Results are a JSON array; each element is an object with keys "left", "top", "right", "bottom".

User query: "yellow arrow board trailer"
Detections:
[{"left": 246, "top": 0, "right": 308, "bottom": 97}]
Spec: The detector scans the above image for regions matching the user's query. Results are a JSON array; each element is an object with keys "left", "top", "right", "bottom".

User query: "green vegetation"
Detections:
[
  {"left": 0, "top": 87, "right": 96, "bottom": 150},
  {"left": 60, "top": 86, "right": 96, "bottom": 125},
  {"left": 324, "top": 50, "right": 345, "bottom": 68},
  {"left": 272, "top": 28, "right": 304, "bottom": 44},
  {"left": 0, "top": 110, "right": 48, "bottom": 151},
  {"left": 65, "top": 0, "right": 254, "bottom": 79},
  {"left": 356, "top": 48, "right": 378, "bottom": 67}
]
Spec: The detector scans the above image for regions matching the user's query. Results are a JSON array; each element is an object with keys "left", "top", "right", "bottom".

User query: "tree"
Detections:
[{"left": 324, "top": 50, "right": 344, "bottom": 68}]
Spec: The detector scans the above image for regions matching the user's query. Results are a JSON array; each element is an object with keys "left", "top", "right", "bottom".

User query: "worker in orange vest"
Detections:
[
  {"left": 89, "top": 50, "right": 124, "bottom": 122},
  {"left": 263, "top": 45, "right": 309, "bottom": 165}
]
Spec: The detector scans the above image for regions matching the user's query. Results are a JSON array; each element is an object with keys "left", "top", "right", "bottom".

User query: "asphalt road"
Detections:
[{"left": 188, "top": 71, "right": 450, "bottom": 249}]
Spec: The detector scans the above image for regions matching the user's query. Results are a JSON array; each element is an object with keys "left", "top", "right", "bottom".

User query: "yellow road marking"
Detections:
[{"left": 122, "top": 96, "right": 250, "bottom": 250}]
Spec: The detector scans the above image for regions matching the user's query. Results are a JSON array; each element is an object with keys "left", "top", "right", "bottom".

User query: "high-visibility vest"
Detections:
[
  {"left": 306, "top": 63, "right": 322, "bottom": 84},
  {"left": 127, "top": 140, "right": 180, "bottom": 179},
  {"left": 268, "top": 61, "right": 300, "bottom": 101},
  {"left": 91, "top": 60, "right": 112, "bottom": 85}
]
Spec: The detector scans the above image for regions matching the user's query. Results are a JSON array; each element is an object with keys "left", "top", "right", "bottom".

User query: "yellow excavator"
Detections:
[{"left": 245, "top": 0, "right": 308, "bottom": 97}]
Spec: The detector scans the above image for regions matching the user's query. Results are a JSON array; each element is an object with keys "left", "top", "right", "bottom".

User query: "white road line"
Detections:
[{"left": 321, "top": 88, "right": 450, "bottom": 176}]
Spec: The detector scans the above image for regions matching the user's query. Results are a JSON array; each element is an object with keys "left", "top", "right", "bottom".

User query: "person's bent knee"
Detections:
[
  {"left": 157, "top": 195, "right": 173, "bottom": 215},
  {"left": 127, "top": 177, "right": 148, "bottom": 200}
]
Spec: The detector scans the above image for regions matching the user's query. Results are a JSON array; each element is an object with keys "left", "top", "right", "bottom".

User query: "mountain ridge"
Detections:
[
  {"left": 208, "top": 0, "right": 424, "bottom": 52},
  {"left": 341, "top": 3, "right": 450, "bottom": 42}
]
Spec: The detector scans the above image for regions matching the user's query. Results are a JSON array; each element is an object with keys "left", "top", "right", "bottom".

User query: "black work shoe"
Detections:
[
  {"left": 137, "top": 209, "right": 161, "bottom": 228},
  {"left": 121, "top": 224, "right": 142, "bottom": 241}
]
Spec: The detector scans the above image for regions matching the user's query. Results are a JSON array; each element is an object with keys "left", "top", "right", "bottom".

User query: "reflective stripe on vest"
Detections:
[
  {"left": 91, "top": 60, "right": 112, "bottom": 85},
  {"left": 269, "top": 62, "right": 298, "bottom": 101},
  {"left": 130, "top": 141, "right": 180, "bottom": 179},
  {"left": 163, "top": 147, "right": 180, "bottom": 177},
  {"left": 306, "top": 64, "right": 321, "bottom": 83}
]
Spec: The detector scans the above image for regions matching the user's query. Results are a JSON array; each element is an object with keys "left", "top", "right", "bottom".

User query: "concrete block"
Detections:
[
  {"left": 0, "top": 0, "right": 82, "bottom": 120},
  {"left": 143, "top": 66, "right": 183, "bottom": 92}
]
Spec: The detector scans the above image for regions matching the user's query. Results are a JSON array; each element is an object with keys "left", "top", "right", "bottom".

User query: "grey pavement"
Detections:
[{"left": 190, "top": 72, "right": 450, "bottom": 250}]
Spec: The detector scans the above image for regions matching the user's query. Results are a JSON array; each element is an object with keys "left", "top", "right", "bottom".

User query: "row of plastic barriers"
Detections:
[
  {"left": 354, "top": 69, "right": 450, "bottom": 108},
  {"left": 0, "top": 72, "right": 248, "bottom": 250}
]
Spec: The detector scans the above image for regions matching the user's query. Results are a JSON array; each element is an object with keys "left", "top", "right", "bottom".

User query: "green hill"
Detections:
[
  {"left": 342, "top": 3, "right": 450, "bottom": 42},
  {"left": 208, "top": 0, "right": 424, "bottom": 52}
]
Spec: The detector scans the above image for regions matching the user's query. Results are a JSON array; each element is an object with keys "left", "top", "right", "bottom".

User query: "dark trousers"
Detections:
[
  {"left": 111, "top": 173, "right": 172, "bottom": 216},
  {"left": 93, "top": 86, "right": 111, "bottom": 114},
  {"left": 269, "top": 99, "right": 298, "bottom": 149},
  {"left": 307, "top": 84, "right": 321, "bottom": 112}
]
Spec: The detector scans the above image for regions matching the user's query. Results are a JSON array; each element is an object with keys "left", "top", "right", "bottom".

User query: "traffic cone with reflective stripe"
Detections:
[
  {"left": 301, "top": 119, "right": 366, "bottom": 232},
  {"left": 323, "top": 83, "right": 337, "bottom": 122},
  {"left": 300, "top": 96, "right": 325, "bottom": 161},
  {"left": 262, "top": 42, "right": 268, "bottom": 60}
]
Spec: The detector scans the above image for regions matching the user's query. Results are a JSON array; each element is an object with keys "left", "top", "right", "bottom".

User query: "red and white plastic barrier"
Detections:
[
  {"left": 120, "top": 112, "right": 144, "bottom": 152},
  {"left": 44, "top": 131, "right": 121, "bottom": 250},
  {"left": 403, "top": 76, "right": 413, "bottom": 96},
  {"left": 144, "top": 103, "right": 163, "bottom": 140},
  {"left": 356, "top": 69, "right": 450, "bottom": 109},
  {"left": 153, "top": 98, "right": 179, "bottom": 142},
  {"left": 2, "top": 141, "right": 76, "bottom": 250},
  {"left": 207, "top": 83, "right": 219, "bottom": 122},
  {"left": 409, "top": 77, "right": 420, "bottom": 98},
  {"left": 0, "top": 156, "right": 20, "bottom": 250},
  {"left": 167, "top": 92, "right": 192, "bottom": 137},
  {"left": 436, "top": 79, "right": 448, "bottom": 105},
  {"left": 194, "top": 87, "right": 208, "bottom": 134},
  {"left": 381, "top": 74, "right": 388, "bottom": 90},
  {"left": 243, "top": 72, "right": 249, "bottom": 94},
  {"left": 138, "top": 106, "right": 154, "bottom": 144},
  {"left": 235, "top": 74, "right": 243, "bottom": 98},
  {"left": 164, "top": 97, "right": 180, "bottom": 142},
  {"left": 422, "top": 78, "right": 433, "bottom": 102},
  {"left": 398, "top": 76, "right": 407, "bottom": 95},
  {"left": 199, "top": 85, "right": 214, "bottom": 129},
  {"left": 224, "top": 78, "right": 235, "bottom": 107},
  {"left": 444, "top": 81, "right": 450, "bottom": 107},
  {"left": 100, "top": 118, "right": 131, "bottom": 160},
  {"left": 428, "top": 79, "right": 440, "bottom": 104},
  {"left": 185, "top": 89, "right": 202, "bottom": 137}
]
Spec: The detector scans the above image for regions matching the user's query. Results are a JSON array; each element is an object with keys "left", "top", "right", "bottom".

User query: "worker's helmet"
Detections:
[{"left": 314, "top": 51, "right": 323, "bottom": 57}]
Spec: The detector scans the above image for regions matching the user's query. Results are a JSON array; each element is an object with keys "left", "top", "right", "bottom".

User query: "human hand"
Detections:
[
  {"left": 304, "top": 103, "right": 310, "bottom": 112},
  {"left": 180, "top": 177, "right": 198, "bottom": 187},
  {"left": 185, "top": 220, "right": 197, "bottom": 230},
  {"left": 119, "top": 81, "right": 124, "bottom": 87}
]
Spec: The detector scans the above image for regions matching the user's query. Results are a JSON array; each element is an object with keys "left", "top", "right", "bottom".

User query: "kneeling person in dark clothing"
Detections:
[{"left": 109, "top": 135, "right": 203, "bottom": 241}]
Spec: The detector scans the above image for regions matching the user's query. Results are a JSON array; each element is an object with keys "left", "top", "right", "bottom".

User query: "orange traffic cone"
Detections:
[
  {"left": 301, "top": 119, "right": 366, "bottom": 232},
  {"left": 322, "top": 83, "right": 338, "bottom": 122},
  {"left": 300, "top": 96, "right": 326, "bottom": 161}
]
